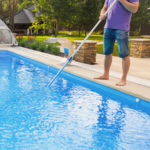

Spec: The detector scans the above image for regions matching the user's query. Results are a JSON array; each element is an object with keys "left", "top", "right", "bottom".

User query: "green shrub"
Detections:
[
  {"left": 35, "top": 41, "right": 41, "bottom": 47},
  {"left": 17, "top": 34, "right": 24, "bottom": 44},
  {"left": 47, "top": 44, "right": 53, "bottom": 52},
  {"left": 131, "top": 27, "right": 141, "bottom": 37},
  {"left": 93, "top": 30, "right": 104, "bottom": 35},
  {"left": 30, "top": 43, "right": 38, "bottom": 50},
  {"left": 51, "top": 46, "right": 60, "bottom": 55},
  {"left": 25, "top": 43, "right": 32, "bottom": 49},
  {"left": 39, "top": 45, "right": 46, "bottom": 52},
  {"left": 20, "top": 40, "right": 26, "bottom": 47}
]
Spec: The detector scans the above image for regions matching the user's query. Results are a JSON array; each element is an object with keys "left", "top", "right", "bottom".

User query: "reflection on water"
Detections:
[{"left": 0, "top": 52, "right": 150, "bottom": 150}]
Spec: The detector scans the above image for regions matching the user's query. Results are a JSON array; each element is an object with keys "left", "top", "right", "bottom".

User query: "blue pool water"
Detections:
[{"left": 0, "top": 51, "right": 150, "bottom": 150}]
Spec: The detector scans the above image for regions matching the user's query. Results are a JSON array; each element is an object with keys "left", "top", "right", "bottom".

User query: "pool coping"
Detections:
[{"left": 0, "top": 46, "right": 150, "bottom": 102}]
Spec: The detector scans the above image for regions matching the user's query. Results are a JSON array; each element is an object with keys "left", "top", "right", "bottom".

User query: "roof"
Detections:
[{"left": 6, "top": 3, "right": 35, "bottom": 24}]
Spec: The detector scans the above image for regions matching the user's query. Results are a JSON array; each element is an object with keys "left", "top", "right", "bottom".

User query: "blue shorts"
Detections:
[{"left": 103, "top": 28, "right": 129, "bottom": 58}]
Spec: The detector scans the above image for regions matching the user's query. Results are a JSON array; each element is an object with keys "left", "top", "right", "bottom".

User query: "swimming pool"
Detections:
[{"left": 0, "top": 50, "right": 150, "bottom": 149}]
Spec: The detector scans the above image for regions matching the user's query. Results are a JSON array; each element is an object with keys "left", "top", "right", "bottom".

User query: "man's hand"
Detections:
[
  {"left": 99, "top": 4, "right": 108, "bottom": 20},
  {"left": 99, "top": 14, "right": 107, "bottom": 20}
]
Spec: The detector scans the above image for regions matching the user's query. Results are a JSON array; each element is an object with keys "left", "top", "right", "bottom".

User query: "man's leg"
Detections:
[
  {"left": 115, "top": 30, "right": 130, "bottom": 86},
  {"left": 94, "top": 28, "right": 115, "bottom": 80},
  {"left": 116, "top": 56, "right": 130, "bottom": 86},
  {"left": 94, "top": 54, "right": 112, "bottom": 80}
]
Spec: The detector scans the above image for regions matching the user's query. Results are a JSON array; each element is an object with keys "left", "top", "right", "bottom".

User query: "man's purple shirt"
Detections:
[{"left": 104, "top": 0, "right": 139, "bottom": 31}]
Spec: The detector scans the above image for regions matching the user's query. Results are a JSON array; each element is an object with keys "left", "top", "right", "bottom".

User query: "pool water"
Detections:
[{"left": 0, "top": 51, "right": 150, "bottom": 150}]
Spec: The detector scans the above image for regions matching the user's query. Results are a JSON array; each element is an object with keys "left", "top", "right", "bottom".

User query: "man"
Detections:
[{"left": 94, "top": 0, "right": 139, "bottom": 86}]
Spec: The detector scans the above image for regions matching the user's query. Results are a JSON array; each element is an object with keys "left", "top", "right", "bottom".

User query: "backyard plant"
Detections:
[
  {"left": 47, "top": 43, "right": 54, "bottom": 52},
  {"left": 39, "top": 44, "right": 46, "bottom": 52},
  {"left": 20, "top": 40, "right": 26, "bottom": 47},
  {"left": 17, "top": 34, "right": 23, "bottom": 44},
  {"left": 27, "top": 35, "right": 36, "bottom": 43},
  {"left": 30, "top": 43, "right": 38, "bottom": 50},
  {"left": 16, "top": 35, "right": 60, "bottom": 55},
  {"left": 26, "top": 43, "right": 32, "bottom": 49},
  {"left": 51, "top": 46, "right": 60, "bottom": 55},
  {"left": 132, "top": 26, "right": 141, "bottom": 37},
  {"left": 35, "top": 41, "right": 41, "bottom": 47}
]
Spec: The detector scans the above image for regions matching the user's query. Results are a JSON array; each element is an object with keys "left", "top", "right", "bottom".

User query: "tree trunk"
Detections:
[
  {"left": 0, "top": 1, "right": 3, "bottom": 20},
  {"left": 7, "top": 0, "right": 18, "bottom": 32},
  {"left": 85, "top": 31, "right": 87, "bottom": 37},
  {"left": 55, "top": 18, "right": 59, "bottom": 37},
  {"left": 8, "top": 0, "right": 12, "bottom": 30},
  {"left": 12, "top": 0, "right": 15, "bottom": 32},
  {"left": 79, "top": 30, "right": 81, "bottom": 37},
  {"left": 68, "top": 21, "right": 70, "bottom": 31},
  {"left": 0, "top": 1, "right": 7, "bottom": 23}
]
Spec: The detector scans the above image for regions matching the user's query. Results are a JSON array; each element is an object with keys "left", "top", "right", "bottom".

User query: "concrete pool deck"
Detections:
[{"left": 0, "top": 46, "right": 150, "bottom": 102}]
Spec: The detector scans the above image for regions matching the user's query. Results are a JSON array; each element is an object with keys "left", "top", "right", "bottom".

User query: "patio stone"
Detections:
[
  {"left": 130, "top": 39, "right": 150, "bottom": 58},
  {"left": 74, "top": 40, "right": 98, "bottom": 64}
]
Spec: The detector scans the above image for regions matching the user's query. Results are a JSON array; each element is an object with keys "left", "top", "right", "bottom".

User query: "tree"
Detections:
[
  {"left": 74, "top": 0, "right": 101, "bottom": 36},
  {"left": 0, "top": 0, "right": 18, "bottom": 32},
  {"left": 32, "top": 0, "right": 79, "bottom": 37},
  {"left": 73, "top": 0, "right": 104, "bottom": 36},
  {"left": 131, "top": 0, "right": 150, "bottom": 34},
  {"left": 0, "top": 0, "right": 9, "bottom": 23},
  {"left": 18, "top": 0, "right": 32, "bottom": 11},
  {"left": 7, "top": 0, "right": 18, "bottom": 32}
]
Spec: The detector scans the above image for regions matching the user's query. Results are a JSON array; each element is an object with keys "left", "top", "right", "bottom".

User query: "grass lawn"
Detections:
[
  {"left": 97, "top": 42, "right": 131, "bottom": 56},
  {"left": 19, "top": 31, "right": 135, "bottom": 56},
  {"left": 20, "top": 31, "right": 103, "bottom": 44}
]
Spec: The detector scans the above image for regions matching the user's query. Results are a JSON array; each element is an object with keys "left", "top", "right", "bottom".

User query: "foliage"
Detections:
[
  {"left": 47, "top": 43, "right": 60, "bottom": 55},
  {"left": 73, "top": 0, "right": 101, "bottom": 36},
  {"left": 131, "top": 0, "right": 150, "bottom": 31},
  {"left": 26, "top": 42, "right": 31, "bottom": 48},
  {"left": 31, "top": 0, "right": 79, "bottom": 37},
  {"left": 30, "top": 15, "right": 52, "bottom": 34},
  {"left": 17, "top": 34, "right": 23, "bottom": 44},
  {"left": 51, "top": 46, "right": 60, "bottom": 55},
  {"left": 0, "top": 0, "right": 8, "bottom": 22},
  {"left": 18, "top": 0, "right": 32, "bottom": 11},
  {"left": 27, "top": 35, "right": 36, "bottom": 43},
  {"left": 30, "top": 43, "right": 38, "bottom": 50},
  {"left": 20, "top": 40, "right": 26, "bottom": 47},
  {"left": 131, "top": 27, "right": 141, "bottom": 37},
  {"left": 47, "top": 43, "right": 54, "bottom": 52},
  {"left": 39, "top": 44, "right": 46, "bottom": 52}
]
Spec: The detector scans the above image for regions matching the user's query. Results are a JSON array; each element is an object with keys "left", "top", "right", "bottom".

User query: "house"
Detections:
[{"left": 6, "top": 4, "right": 52, "bottom": 35}]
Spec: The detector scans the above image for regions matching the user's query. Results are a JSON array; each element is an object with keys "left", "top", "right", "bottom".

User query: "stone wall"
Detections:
[
  {"left": 130, "top": 39, "right": 150, "bottom": 58},
  {"left": 74, "top": 40, "right": 97, "bottom": 64}
]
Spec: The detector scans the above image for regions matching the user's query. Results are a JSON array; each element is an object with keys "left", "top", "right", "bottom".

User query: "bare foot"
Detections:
[
  {"left": 94, "top": 75, "right": 109, "bottom": 80},
  {"left": 116, "top": 79, "right": 126, "bottom": 86}
]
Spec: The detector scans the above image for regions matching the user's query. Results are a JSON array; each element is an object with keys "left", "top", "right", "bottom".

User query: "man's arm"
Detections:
[
  {"left": 119, "top": 0, "right": 139, "bottom": 13},
  {"left": 99, "top": 4, "right": 108, "bottom": 20}
]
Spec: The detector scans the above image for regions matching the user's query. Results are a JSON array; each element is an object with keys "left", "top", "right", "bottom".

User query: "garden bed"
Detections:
[{"left": 17, "top": 35, "right": 61, "bottom": 56}]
